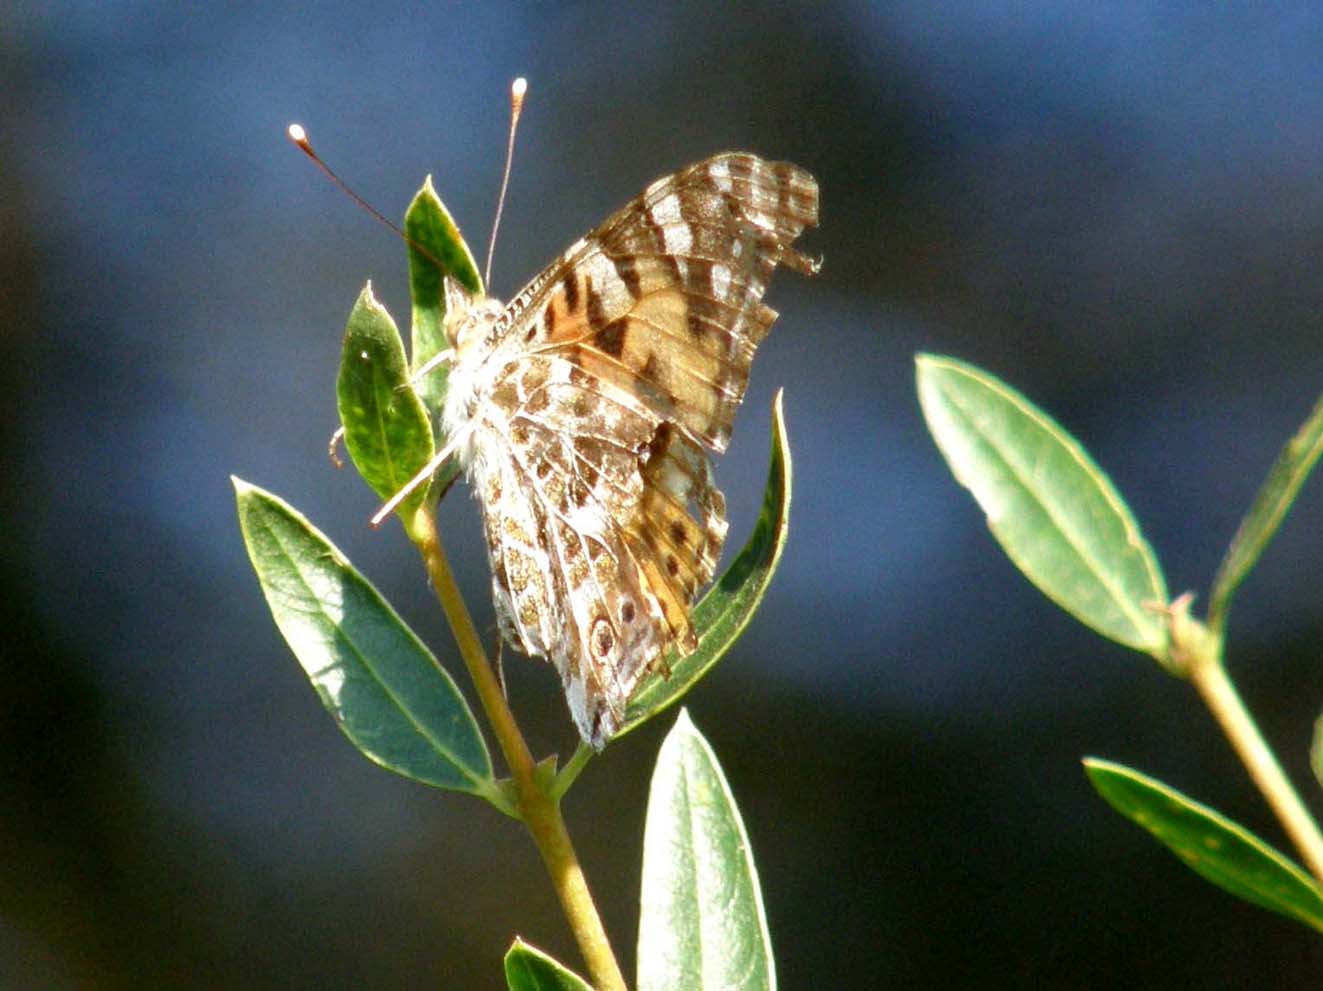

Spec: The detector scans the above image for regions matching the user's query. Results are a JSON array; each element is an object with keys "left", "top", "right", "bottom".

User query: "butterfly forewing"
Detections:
[{"left": 441, "top": 152, "right": 818, "bottom": 747}]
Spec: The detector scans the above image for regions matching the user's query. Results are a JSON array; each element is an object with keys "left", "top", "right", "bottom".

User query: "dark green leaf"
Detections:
[
  {"left": 336, "top": 285, "right": 435, "bottom": 519},
  {"left": 504, "top": 939, "right": 595, "bottom": 991},
  {"left": 638, "top": 710, "right": 775, "bottom": 991},
  {"left": 1085, "top": 758, "right": 1323, "bottom": 933},
  {"left": 917, "top": 354, "right": 1169, "bottom": 658},
  {"left": 404, "top": 175, "right": 482, "bottom": 415},
  {"left": 619, "top": 391, "right": 792, "bottom": 738},
  {"left": 234, "top": 478, "right": 503, "bottom": 806},
  {"left": 1208, "top": 395, "right": 1323, "bottom": 637}
]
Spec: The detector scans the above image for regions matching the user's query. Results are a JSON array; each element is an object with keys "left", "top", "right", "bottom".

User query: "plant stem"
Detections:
[
  {"left": 408, "top": 507, "right": 629, "bottom": 991},
  {"left": 551, "top": 743, "right": 594, "bottom": 803},
  {"left": 1185, "top": 639, "right": 1323, "bottom": 884}
]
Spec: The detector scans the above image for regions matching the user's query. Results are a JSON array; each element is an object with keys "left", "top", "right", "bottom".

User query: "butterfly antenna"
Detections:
[
  {"left": 286, "top": 123, "right": 448, "bottom": 273},
  {"left": 484, "top": 77, "right": 527, "bottom": 288}
]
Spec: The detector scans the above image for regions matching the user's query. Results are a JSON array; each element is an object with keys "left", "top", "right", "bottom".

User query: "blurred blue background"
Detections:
[{"left": 3, "top": 2, "right": 1322, "bottom": 987}]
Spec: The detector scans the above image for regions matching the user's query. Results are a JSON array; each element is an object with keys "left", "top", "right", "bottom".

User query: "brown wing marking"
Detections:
[
  {"left": 622, "top": 423, "right": 728, "bottom": 660},
  {"left": 509, "top": 152, "right": 819, "bottom": 454}
]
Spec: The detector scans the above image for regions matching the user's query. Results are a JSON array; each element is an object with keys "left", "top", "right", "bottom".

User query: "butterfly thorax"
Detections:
[{"left": 440, "top": 282, "right": 507, "bottom": 472}]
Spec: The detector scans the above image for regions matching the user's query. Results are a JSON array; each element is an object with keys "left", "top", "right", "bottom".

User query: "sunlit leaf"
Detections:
[
  {"left": 336, "top": 285, "right": 435, "bottom": 519},
  {"left": 504, "top": 939, "right": 594, "bottom": 991},
  {"left": 1085, "top": 758, "right": 1323, "bottom": 933},
  {"left": 917, "top": 354, "right": 1168, "bottom": 658},
  {"left": 638, "top": 710, "right": 775, "bottom": 991},
  {"left": 619, "top": 391, "right": 792, "bottom": 738},
  {"left": 234, "top": 478, "right": 504, "bottom": 808}
]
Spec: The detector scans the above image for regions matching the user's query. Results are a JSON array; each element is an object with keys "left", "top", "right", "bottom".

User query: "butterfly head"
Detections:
[{"left": 442, "top": 275, "right": 504, "bottom": 359}]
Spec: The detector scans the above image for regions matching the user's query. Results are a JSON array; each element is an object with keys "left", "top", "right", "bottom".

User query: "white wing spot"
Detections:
[
  {"left": 651, "top": 195, "right": 692, "bottom": 254},
  {"left": 652, "top": 194, "right": 682, "bottom": 225},
  {"left": 662, "top": 223, "right": 692, "bottom": 255},
  {"left": 711, "top": 263, "right": 731, "bottom": 300}
]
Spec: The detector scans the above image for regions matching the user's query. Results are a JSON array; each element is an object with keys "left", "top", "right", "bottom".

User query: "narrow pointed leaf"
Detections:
[
  {"left": 404, "top": 175, "right": 482, "bottom": 415},
  {"left": 336, "top": 285, "right": 435, "bottom": 516},
  {"left": 638, "top": 710, "right": 775, "bottom": 991},
  {"left": 504, "top": 939, "right": 594, "bottom": 991},
  {"left": 917, "top": 354, "right": 1168, "bottom": 657},
  {"left": 234, "top": 478, "right": 500, "bottom": 803},
  {"left": 1208, "top": 395, "right": 1323, "bottom": 637},
  {"left": 620, "top": 391, "right": 792, "bottom": 738},
  {"left": 1084, "top": 758, "right": 1323, "bottom": 933}
]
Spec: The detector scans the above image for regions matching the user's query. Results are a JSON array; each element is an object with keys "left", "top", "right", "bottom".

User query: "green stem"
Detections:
[
  {"left": 1179, "top": 620, "right": 1323, "bottom": 884},
  {"left": 408, "top": 507, "right": 628, "bottom": 991},
  {"left": 551, "top": 744, "right": 594, "bottom": 803}
]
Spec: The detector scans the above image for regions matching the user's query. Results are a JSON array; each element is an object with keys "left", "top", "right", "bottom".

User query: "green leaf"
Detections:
[
  {"left": 336, "top": 285, "right": 436, "bottom": 519},
  {"left": 638, "top": 710, "right": 775, "bottom": 991},
  {"left": 404, "top": 175, "right": 482, "bottom": 414},
  {"left": 1207, "top": 395, "right": 1323, "bottom": 638},
  {"left": 1084, "top": 758, "right": 1323, "bottom": 933},
  {"left": 504, "top": 939, "right": 595, "bottom": 991},
  {"left": 619, "top": 390, "right": 792, "bottom": 739},
  {"left": 233, "top": 478, "right": 504, "bottom": 808},
  {"left": 916, "top": 354, "right": 1168, "bottom": 658}
]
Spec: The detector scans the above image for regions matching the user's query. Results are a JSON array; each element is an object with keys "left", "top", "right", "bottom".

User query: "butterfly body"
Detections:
[{"left": 440, "top": 153, "right": 818, "bottom": 748}]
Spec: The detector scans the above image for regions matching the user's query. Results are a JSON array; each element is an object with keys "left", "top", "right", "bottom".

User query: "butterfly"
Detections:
[{"left": 433, "top": 153, "right": 819, "bottom": 748}]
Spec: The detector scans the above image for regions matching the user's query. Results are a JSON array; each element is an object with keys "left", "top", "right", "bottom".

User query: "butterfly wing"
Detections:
[
  {"left": 469, "top": 153, "right": 818, "bottom": 746},
  {"left": 513, "top": 152, "right": 819, "bottom": 449}
]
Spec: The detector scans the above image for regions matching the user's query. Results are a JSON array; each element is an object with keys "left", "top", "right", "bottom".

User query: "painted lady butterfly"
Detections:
[{"left": 436, "top": 153, "right": 819, "bottom": 748}]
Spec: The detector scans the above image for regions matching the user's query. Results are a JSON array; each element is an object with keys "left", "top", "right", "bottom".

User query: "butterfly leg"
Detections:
[
  {"left": 328, "top": 426, "right": 346, "bottom": 468},
  {"left": 406, "top": 347, "right": 454, "bottom": 388},
  {"left": 370, "top": 423, "right": 473, "bottom": 527}
]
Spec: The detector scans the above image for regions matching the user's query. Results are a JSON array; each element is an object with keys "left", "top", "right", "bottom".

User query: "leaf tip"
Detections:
[
  {"left": 1081, "top": 756, "right": 1113, "bottom": 781},
  {"left": 914, "top": 351, "right": 950, "bottom": 372},
  {"left": 913, "top": 352, "right": 947, "bottom": 402},
  {"left": 770, "top": 388, "right": 789, "bottom": 443},
  {"left": 662, "top": 709, "right": 705, "bottom": 759},
  {"left": 673, "top": 706, "right": 696, "bottom": 734}
]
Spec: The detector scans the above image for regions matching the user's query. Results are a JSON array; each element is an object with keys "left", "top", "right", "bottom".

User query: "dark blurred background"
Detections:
[{"left": 3, "top": 2, "right": 1322, "bottom": 987}]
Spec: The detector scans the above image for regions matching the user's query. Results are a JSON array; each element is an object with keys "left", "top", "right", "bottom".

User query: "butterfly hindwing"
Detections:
[{"left": 480, "top": 353, "right": 673, "bottom": 741}]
